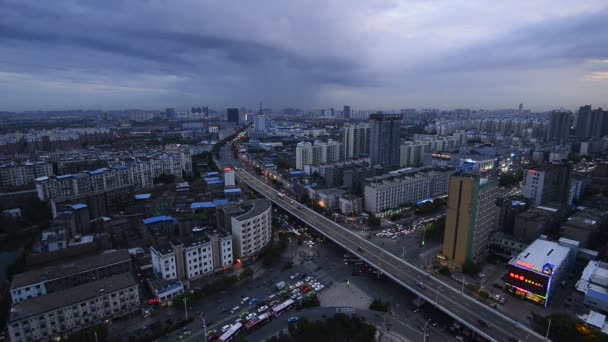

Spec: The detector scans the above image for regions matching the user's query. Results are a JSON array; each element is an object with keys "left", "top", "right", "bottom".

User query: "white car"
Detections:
[
  {"left": 221, "top": 325, "right": 232, "bottom": 333},
  {"left": 258, "top": 305, "right": 269, "bottom": 313},
  {"left": 246, "top": 313, "right": 256, "bottom": 321},
  {"left": 295, "top": 281, "right": 304, "bottom": 287}
]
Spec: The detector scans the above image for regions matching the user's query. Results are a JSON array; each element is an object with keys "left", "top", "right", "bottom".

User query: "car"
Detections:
[
  {"left": 290, "top": 273, "right": 299, "bottom": 280},
  {"left": 246, "top": 313, "right": 256, "bottom": 321},
  {"left": 287, "top": 316, "right": 299, "bottom": 324},
  {"left": 241, "top": 297, "right": 250, "bottom": 304},
  {"left": 295, "top": 281, "right": 304, "bottom": 287},
  {"left": 248, "top": 298, "right": 259, "bottom": 306},
  {"left": 178, "top": 331, "right": 192, "bottom": 340},
  {"left": 478, "top": 319, "right": 488, "bottom": 328},
  {"left": 258, "top": 305, "right": 269, "bottom": 313},
  {"left": 230, "top": 306, "right": 240, "bottom": 314},
  {"left": 221, "top": 325, "right": 232, "bottom": 333},
  {"left": 416, "top": 281, "right": 426, "bottom": 290}
]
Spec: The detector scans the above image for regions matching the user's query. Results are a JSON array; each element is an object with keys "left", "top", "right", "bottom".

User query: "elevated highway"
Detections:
[{"left": 237, "top": 169, "right": 547, "bottom": 342}]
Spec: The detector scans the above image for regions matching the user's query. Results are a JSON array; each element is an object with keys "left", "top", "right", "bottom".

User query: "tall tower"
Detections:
[
  {"left": 369, "top": 113, "right": 402, "bottom": 167},
  {"left": 343, "top": 124, "right": 370, "bottom": 159},
  {"left": 227, "top": 108, "right": 239, "bottom": 124},
  {"left": 546, "top": 111, "right": 571, "bottom": 144},
  {"left": 576, "top": 105, "right": 603, "bottom": 140},
  {"left": 441, "top": 174, "right": 498, "bottom": 270}
]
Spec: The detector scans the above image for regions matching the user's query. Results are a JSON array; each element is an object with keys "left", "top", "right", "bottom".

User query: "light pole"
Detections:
[
  {"left": 423, "top": 319, "right": 431, "bottom": 342},
  {"left": 461, "top": 276, "right": 465, "bottom": 295},
  {"left": 200, "top": 313, "right": 207, "bottom": 342},
  {"left": 435, "top": 285, "right": 443, "bottom": 304},
  {"left": 545, "top": 318, "right": 552, "bottom": 340},
  {"left": 402, "top": 247, "right": 405, "bottom": 260},
  {"left": 183, "top": 297, "right": 188, "bottom": 321}
]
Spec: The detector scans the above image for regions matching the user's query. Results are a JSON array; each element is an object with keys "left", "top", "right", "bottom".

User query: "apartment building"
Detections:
[
  {"left": 150, "top": 232, "right": 233, "bottom": 281},
  {"left": 295, "top": 140, "right": 342, "bottom": 170},
  {"left": 8, "top": 273, "right": 139, "bottom": 342},
  {"left": 342, "top": 124, "right": 370, "bottom": 159},
  {"left": 10, "top": 250, "right": 132, "bottom": 304},
  {"left": 441, "top": 174, "right": 498, "bottom": 269},
  {"left": 522, "top": 162, "right": 572, "bottom": 206},
  {"left": 400, "top": 134, "right": 463, "bottom": 167},
  {"left": 363, "top": 167, "right": 455, "bottom": 213},
  {"left": 0, "top": 161, "right": 53, "bottom": 188},
  {"left": 217, "top": 199, "right": 272, "bottom": 260}
]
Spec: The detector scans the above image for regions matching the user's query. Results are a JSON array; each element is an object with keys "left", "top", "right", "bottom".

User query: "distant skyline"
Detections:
[{"left": 1, "top": 1, "right": 607, "bottom": 111}]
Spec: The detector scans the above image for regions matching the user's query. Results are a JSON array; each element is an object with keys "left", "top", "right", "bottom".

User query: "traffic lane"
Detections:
[{"left": 238, "top": 171, "right": 541, "bottom": 342}]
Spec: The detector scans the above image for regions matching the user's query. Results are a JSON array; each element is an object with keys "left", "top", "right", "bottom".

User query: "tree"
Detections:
[
  {"left": 153, "top": 173, "right": 176, "bottom": 185},
  {"left": 462, "top": 261, "right": 481, "bottom": 276},
  {"left": 367, "top": 216, "right": 381, "bottom": 228},
  {"left": 369, "top": 299, "right": 390, "bottom": 312},
  {"left": 240, "top": 267, "right": 253, "bottom": 280}
]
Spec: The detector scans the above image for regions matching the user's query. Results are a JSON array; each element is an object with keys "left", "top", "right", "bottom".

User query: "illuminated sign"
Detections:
[
  {"left": 224, "top": 167, "right": 232, "bottom": 171},
  {"left": 542, "top": 262, "right": 554, "bottom": 275}
]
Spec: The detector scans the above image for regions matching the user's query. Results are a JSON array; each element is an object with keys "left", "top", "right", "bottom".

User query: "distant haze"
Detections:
[{"left": 1, "top": 1, "right": 607, "bottom": 111}]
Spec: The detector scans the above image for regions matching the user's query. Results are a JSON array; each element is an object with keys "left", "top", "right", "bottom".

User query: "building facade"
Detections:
[
  {"left": 522, "top": 163, "right": 572, "bottom": 206},
  {"left": 546, "top": 111, "right": 571, "bottom": 144},
  {"left": 8, "top": 274, "right": 139, "bottom": 342},
  {"left": 369, "top": 113, "right": 402, "bottom": 167},
  {"left": 295, "top": 140, "right": 342, "bottom": 170},
  {"left": 342, "top": 124, "right": 370, "bottom": 160},
  {"left": 441, "top": 174, "right": 498, "bottom": 269},
  {"left": 217, "top": 199, "right": 272, "bottom": 260}
]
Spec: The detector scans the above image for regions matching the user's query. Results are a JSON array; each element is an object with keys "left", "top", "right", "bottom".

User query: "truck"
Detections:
[{"left": 276, "top": 281, "right": 286, "bottom": 290}]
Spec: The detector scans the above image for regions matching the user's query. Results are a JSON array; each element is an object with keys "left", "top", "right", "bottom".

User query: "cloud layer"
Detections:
[{"left": 1, "top": 0, "right": 607, "bottom": 111}]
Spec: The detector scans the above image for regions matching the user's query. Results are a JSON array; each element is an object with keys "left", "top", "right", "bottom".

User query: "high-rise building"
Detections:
[
  {"left": 343, "top": 105, "right": 351, "bottom": 119},
  {"left": 295, "top": 140, "right": 342, "bottom": 170},
  {"left": 441, "top": 174, "right": 498, "bottom": 269},
  {"left": 227, "top": 108, "right": 239, "bottom": 124},
  {"left": 546, "top": 111, "right": 571, "bottom": 144},
  {"left": 522, "top": 162, "right": 572, "bottom": 206},
  {"left": 576, "top": 105, "right": 603, "bottom": 140},
  {"left": 342, "top": 124, "right": 370, "bottom": 160},
  {"left": 518, "top": 103, "right": 523, "bottom": 115},
  {"left": 254, "top": 115, "right": 271, "bottom": 132},
  {"left": 369, "top": 113, "right": 403, "bottom": 167}
]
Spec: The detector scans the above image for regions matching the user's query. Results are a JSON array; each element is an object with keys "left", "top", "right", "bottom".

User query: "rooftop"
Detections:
[
  {"left": 142, "top": 216, "right": 174, "bottom": 225},
  {"left": 11, "top": 250, "right": 131, "bottom": 290},
  {"left": 69, "top": 203, "right": 87, "bottom": 210},
  {"left": 135, "top": 193, "right": 151, "bottom": 200},
  {"left": 151, "top": 243, "right": 174, "bottom": 256},
  {"left": 509, "top": 239, "right": 572, "bottom": 276},
  {"left": 577, "top": 261, "right": 608, "bottom": 293},
  {"left": 9, "top": 273, "right": 137, "bottom": 322}
]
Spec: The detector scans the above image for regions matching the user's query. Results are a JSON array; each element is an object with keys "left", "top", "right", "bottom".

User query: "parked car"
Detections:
[{"left": 287, "top": 316, "right": 299, "bottom": 324}]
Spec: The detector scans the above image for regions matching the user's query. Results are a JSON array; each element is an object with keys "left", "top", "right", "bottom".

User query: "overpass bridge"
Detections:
[{"left": 237, "top": 169, "right": 547, "bottom": 342}]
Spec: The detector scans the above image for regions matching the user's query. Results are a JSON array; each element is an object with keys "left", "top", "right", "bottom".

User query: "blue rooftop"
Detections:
[
  {"left": 191, "top": 202, "right": 215, "bottom": 209},
  {"left": 114, "top": 166, "right": 128, "bottom": 170},
  {"left": 206, "top": 172, "right": 219, "bottom": 176},
  {"left": 289, "top": 171, "right": 305, "bottom": 176},
  {"left": 204, "top": 177, "right": 221, "bottom": 182},
  {"left": 135, "top": 194, "right": 152, "bottom": 200},
  {"left": 224, "top": 188, "right": 242, "bottom": 193},
  {"left": 88, "top": 168, "right": 108, "bottom": 175},
  {"left": 207, "top": 180, "right": 223, "bottom": 185},
  {"left": 56, "top": 174, "right": 73, "bottom": 179},
  {"left": 70, "top": 204, "right": 88, "bottom": 210},
  {"left": 142, "top": 216, "right": 174, "bottom": 225},
  {"left": 213, "top": 199, "right": 229, "bottom": 205}
]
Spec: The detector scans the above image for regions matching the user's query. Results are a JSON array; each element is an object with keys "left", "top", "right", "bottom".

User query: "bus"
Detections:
[
  {"left": 244, "top": 313, "right": 270, "bottom": 332},
  {"left": 272, "top": 299, "right": 295, "bottom": 317},
  {"left": 219, "top": 322, "right": 242, "bottom": 342}
]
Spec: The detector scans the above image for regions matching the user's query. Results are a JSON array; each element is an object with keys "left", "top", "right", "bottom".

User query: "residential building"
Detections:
[
  {"left": 577, "top": 261, "right": 608, "bottom": 313},
  {"left": 363, "top": 167, "right": 455, "bottom": 213},
  {"left": 227, "top": 108, "right": 239, "bottom": 124},
  {"left": 0, "top": 161, "right": 53, "bottom": 189},
  {"left": 546, "top": 111, "right": 571, "bottom": 144},
  {"left": 522, "top": 163, "right": 572, "bottom": 206},
  {"left": 10, "top": 250, "right": 131, "bottom": 304},
  {"left": 343, "top": 105, "right": 351, "bottom": 119},
  {"left": 216, "top": 199, "right": 272, "bottom": 260},
  {"left": 506, "top": 238, "right": 576, "bottom": 307},
  {"left": 339, "top": 194, "right": 363, "bottom": 215},
  {"left": 8, "top": 273, "right": 139, "bottom": 342},
  {"left": 369, "top": 113, "right": 402, "bottom": 167},
  {"left": 342, "top": 124, "right": 370, "bottom": 159},
  {"left": 253, "top": 115, "right": 271, "bottom": 132},
  {"left": 440, "top": 174, "right": 498, "bottom": 269},
  {"left": 150, "top": 243, "right": 177, "bottom": 280},
  {"left": 295, "top": 140, "right": 342, "bottom": 170},
  {"left": 224, "top": 167, "right": 236, "bottom": 187},
  {"left": 513, "top": 205, "right": 563, "bottom": 243},
  {"left": 576, "top": 105, "right": 604, "bottom": 140},
  {"left": 562, "top": 209, "right": 608, "bottom": 247}
]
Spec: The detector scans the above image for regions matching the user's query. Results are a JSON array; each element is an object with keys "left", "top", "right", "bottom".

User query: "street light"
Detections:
[
  {"left": 435, "top": 285, "right": 443, "bottom": 304},
  {"left": 200, "top": 313, "right": 207, "bottom": 342},
  {"left": 183, "top": 297, "right": 188, "bottom": 321},
  {"left": 545, "top": 318, "right": 552, "bottom": 340},
  {"left": 423, "top": 319, "right": 432, "bottom": 342}
]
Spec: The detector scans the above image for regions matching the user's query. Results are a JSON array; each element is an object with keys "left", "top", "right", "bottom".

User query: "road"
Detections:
[{"left": 237, "top": 169, "right": 546, "bottom": 342}]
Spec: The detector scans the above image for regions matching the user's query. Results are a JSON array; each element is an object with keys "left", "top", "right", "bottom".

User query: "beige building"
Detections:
[
  {"left": 8, "top": 273, "right": 139, "bottom": 342},
  {"left": 441, "top": 174, "right": 498, "bottom": 270}
]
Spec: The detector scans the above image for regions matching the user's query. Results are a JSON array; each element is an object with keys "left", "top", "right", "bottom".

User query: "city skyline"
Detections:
[{"left": 0, "top": 1, "right": 607, "bottom": 111}]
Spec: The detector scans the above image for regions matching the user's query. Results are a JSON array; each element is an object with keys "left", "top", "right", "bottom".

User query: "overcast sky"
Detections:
[{"left": 1, "top": 0, "right": 607, "bottom": 112}]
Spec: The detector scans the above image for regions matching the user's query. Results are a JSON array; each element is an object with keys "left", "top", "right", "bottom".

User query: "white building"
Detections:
[
  {"left": 363, "top": 167, "right": 455, "bottom": 213},
  {"left": 254, "top": 115, "right": 272, "bottom": 132},
  {"left": 8, "top": 274, "right": 139, "bottom": 342},
  {"left": 151, "top": 244, "right": 177, "bottom": 280},
  {"left": 295, "top": 140, "right": 342, "bottom": 170},
  {"left": 0, "top": 161, "right": 53, "bottom": 188},
  {"left": 342, "top": 124, "right": 370, "bottom": 160},
  {"left": 224, "top": 167, "right": 236, "bottom": 187},
  {"left": 218, "top": 199, "right": 272, "bottom": 260},
  {"left": 577, "top": 260, "right": 608, "bottom": 313}
]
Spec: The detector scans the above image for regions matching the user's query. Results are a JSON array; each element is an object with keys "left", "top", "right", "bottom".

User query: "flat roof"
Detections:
[
  {"left": 135, "top": 193, "right": 151, "bottom": 200},
  {"left": 11, "top": 250, "right": 131, "bottom": 290},
  {"left": 224, "top": 188, "right": 242, "bottom": 193},
  {"left": 9, "top": 273, "right": 137, "bottom": 322},
  {"left": 233, "top": 199, "right": 270, "bottom": 221},
  {"left": 69, "top": 203, "right": 87, "bottom": 210},
  {"left": 509, "top": 239, "right": 571, "bottom": 275},
  {"left": 142, "top": 216, "right": 174, "bottom": 225}
]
